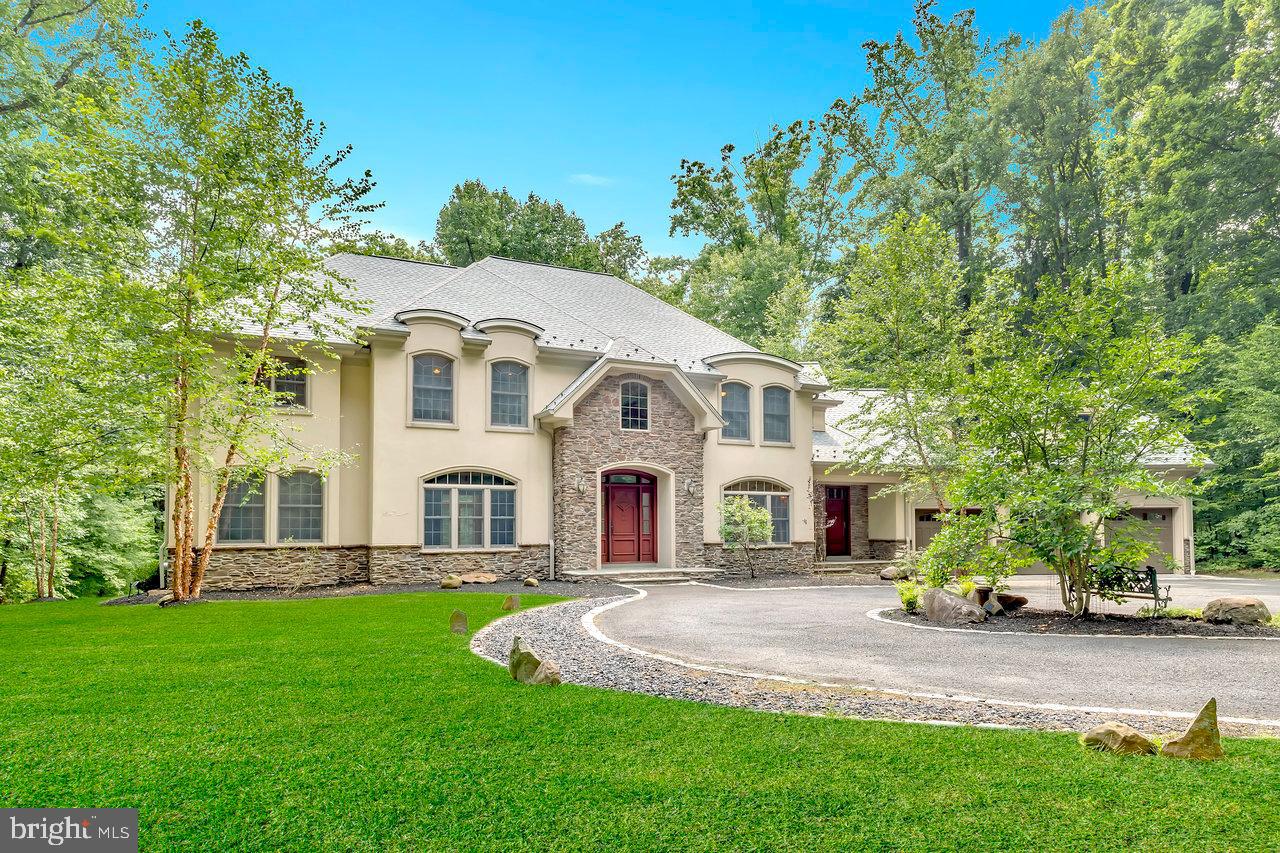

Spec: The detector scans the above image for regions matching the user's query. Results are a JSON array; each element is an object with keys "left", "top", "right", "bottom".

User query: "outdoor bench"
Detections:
[{"left": 1068, "top": 565, "right": 1171, "bottom": 612}]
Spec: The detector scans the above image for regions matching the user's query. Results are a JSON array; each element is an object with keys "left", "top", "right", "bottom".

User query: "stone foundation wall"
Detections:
[
  {"left": 553, "top": 373, "right": 704, "bottom": 572},
  {"left": 702, "top": 542, "right": 817, "bottom": 578},
  {"left": 368, "top": 546, "right": 551, "bottom": 585},
  {"left": 869, "top": 539, "right": 906, "bottom": 560},
  {"left": 190, "top": 546, "right": 371, "bottom": 591}
]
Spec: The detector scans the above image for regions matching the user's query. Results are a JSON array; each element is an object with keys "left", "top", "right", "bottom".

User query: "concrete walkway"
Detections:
[{"left": 592, "top": 579, "right": 1280, "bottom": 722}]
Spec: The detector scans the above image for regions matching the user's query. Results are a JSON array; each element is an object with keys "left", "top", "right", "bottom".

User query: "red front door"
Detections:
[
  {"left": 601, "top": 471, "right": 657, "bottom": 563},
  {"left": 824, "top": 486, "right": 850, "bottom": 557}
]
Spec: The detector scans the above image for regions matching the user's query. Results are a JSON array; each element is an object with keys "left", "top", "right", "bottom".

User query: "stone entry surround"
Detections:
[
  {"left": 813, "top": 483, "right": 872, "bottom": 562},
  {"left": 552, "top": 372, "right": 704, "bottom": 573}
]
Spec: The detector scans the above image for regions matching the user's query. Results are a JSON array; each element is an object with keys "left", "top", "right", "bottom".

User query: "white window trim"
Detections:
[
  {"left": 420, "top": 471, "right": 520, "bottom": 552},
  {"left": 718, "top": 380, "right": 753, "bottom": 444},
  {"left": 760, "top": 384, "right": 794, "bottom": 446},
  {"left": 407, "top": 350, "right": 459, "bottom": 429},
  {"left": 269, "top": 356, "right": 312, "bottom": 414},
  {"left": 619, "top": 379, "right": 651, "bottom": 432},
  {"left": 215, "top": 470, "right": 326, "bottom": 547},
  {"left": 485, "top": 357, "right": 534, "bottom": 433}
]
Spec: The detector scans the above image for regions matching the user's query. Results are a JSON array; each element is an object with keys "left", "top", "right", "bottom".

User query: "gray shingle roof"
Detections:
[{"left": 326, "top": 253, "right": 757, "bottom": 372}]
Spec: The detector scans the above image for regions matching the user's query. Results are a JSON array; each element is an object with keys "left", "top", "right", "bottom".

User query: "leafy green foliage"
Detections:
[
  {"left": 718, "top": 495, "right": 775, "bottom": 579},
  {"left": 895, "top": 580, "right": 923, "bottom": 613}
]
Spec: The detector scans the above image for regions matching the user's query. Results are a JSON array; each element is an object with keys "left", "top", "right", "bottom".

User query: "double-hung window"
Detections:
[
  {"left": 218, "top": 474, "right": 267, "bottom": 543},
  {"left": 762, "top": 386, "right": 791, "bottom": 443},
  {"left": 490, "top": 361, "right": 529, "bottom": 427},
  {"left": 720, "top": 382, "right": 750, "bottom": 441},
  {"left": 724, "top": 479, "right": 791, "bottom": 544},
  {"left": 277, "top": 471, "right": 323, "bottom": 542},
  {"left": 423, "top": 471, "right": 517, "bottom": 549},
  {"left": 412, "top": 354, "right": 454, "bottom": 423}
]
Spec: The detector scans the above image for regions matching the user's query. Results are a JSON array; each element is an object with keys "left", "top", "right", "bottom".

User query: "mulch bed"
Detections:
[{"left": 889, "top": 607, "right": 1280, "bottom": 638}]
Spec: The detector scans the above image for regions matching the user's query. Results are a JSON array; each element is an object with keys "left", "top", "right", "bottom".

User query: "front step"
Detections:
[
  {"left": 815, "top": 559, "right": 892, "bottom": 576},
  {"left": 559, "top": 566, "right": 724, "bottom": 585}
]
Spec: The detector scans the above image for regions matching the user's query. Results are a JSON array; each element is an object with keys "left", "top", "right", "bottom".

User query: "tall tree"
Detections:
[
  {"left": 331, "top": 229, "right": 444, "bottom": 264},
  {"left": 141, "top": 23, "right": 375, "bottom": 601}
]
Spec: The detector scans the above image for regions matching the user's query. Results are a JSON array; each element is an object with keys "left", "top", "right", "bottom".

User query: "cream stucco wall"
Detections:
[
  {"left": 701, "top": 360, "right": 818, "bottom": 545},
  {"left": 366, "top": 320, "right": 590, "bottom": 548}
]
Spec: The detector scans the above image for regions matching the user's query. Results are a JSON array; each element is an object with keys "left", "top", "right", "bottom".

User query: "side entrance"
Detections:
[{"left": 600, "top": 470, "right": 657, "bottom": 563}]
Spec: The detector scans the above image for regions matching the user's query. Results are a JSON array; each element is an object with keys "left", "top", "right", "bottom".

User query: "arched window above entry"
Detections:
[{"left": 620, "top": 380, "right": 649, "bottom": 431}]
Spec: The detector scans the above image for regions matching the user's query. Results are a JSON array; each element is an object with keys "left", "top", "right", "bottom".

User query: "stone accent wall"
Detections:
[
  {"left": 190, "top": 546, "right": 371, "bottom": 591},
  {"left": 552, "top": 373, "right": 704, "bottom": 571},
  {"left": 813, "top": 483, "right": 872, "bottom": 561},
  {"left": 367, "top": 546, "right": 551, "bottom": 585},
  {"left": 869, "top": 539, "right": 906, "bottom": 560},
  {"left": 702, "top": 543, "right": 817, "bottom": 578}
]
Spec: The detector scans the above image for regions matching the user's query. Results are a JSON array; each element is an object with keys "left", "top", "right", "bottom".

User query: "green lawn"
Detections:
[{"left": 2, "top": 594, "right": 1277, "bottom": 851}]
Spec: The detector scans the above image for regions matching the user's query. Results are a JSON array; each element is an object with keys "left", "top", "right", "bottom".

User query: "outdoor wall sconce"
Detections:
[
  {"left": 575, "top": 476, "right": 586, "bottom": 495},
  {"left": 684, "top": 478, "right": 696, "bottom": 495}
]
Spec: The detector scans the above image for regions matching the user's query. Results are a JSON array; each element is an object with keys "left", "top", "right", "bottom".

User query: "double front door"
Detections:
[{"left": 601, "top": 471, "right": 657, "bottom": 563}]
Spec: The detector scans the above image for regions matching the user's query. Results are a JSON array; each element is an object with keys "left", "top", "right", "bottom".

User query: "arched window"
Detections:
[
  {"left": 490, "top": 361, "right": 529, "bottom": 427},
  {"left": 217, "top": 474, "right": 266, "bottom": 543},
  {"left": 724, "top": 479, "right": 790, "bottom": 544},
  {"left": 720, "top": 382, "right": 750, "bottom": 441},
  {"left": 412, "top": 354, "right": 454, "bottom": 423},
  {"left": 762, "top": 386, "right": 791, "bottom": 443},
  {"left": 620, "top": 380, "right": 649, "bottom": 431},
  {"left": 423, "top": 471, "right": 517, "bottom": 549},
  {"left": 278, "top": 471, "right": 323, "bottom": 543}
]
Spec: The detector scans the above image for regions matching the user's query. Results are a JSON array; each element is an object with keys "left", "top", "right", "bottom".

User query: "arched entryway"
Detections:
[{"left": 600, "top": 469, "right": 658, "bottom": 564}]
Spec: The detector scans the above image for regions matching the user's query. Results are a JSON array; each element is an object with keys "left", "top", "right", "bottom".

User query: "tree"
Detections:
[
  {"left": 683, "top": 237, "right": 807, "bottom": 348},
  {"left": 813, "top": 215, "right": 969, "bottom": 513},
  {"left": 717, "top": 496, "right": 775, "bottom": 579},
  {"left": 331, "top": 229, "right": 443, "bottom": 264},
  {"left": 141, "top": 23, "right": 374, "bottom": 602},
  {"left": 992, "top": 7, "right": 1114, "bottom": 288},
  {"left": 954, "top": 271, "right": 1206, "bottom": 615}
]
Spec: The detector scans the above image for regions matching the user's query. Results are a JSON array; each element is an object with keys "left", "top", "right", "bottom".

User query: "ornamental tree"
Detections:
[{"left": 718, "top": 496, "right": 775, "bottom": 580}]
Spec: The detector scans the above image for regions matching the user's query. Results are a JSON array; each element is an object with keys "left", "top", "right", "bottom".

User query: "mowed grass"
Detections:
[{"left": 1, "top": 594, "right": 1277, "bottom": 851}]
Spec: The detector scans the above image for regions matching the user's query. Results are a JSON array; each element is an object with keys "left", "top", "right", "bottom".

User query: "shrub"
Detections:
[
  {"left": 1136, "top": 605, "right": 1202, "bottom": 620},
  {"left": 896, "top": 580, "right": 923, "bottom": 614},
  {"left": 957, "top": 579, "right": 977, "bottom": 599}
]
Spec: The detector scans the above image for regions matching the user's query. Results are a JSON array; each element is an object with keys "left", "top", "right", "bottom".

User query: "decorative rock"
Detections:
[
  {"left": 996, "top": 593, "right": 1029, "bottom": 615},
  {"left": 1203, "top": 596, "right": 1271, "bottom": 627},
  {"left": 509, "top": 636, "right": 561, "bottom": 686},
  {"left": 1080, "top": 721, "right": 1157, "bottom": 755},
  {"left": 982, "top": 595, "right": 1005, "bottom": 617},
  {"left": 1160, "top": 698, "right": 1225, "bottom": 760},
  {"left": 460, "top": 571, "right": 499, "bottom": 584},
  {"left": 502, "top": 595, "right": 519, "bottom": 611},
  {"left": 440, "top": 574, "right": 462, "bottom": 589},
  {"left": 922, "top": 587, "right": 986, "bottom": 624},
  {"left": 523, "top": 577, "right": 540, "bottom": 587},
  {"left": 449, "top": 609, "right": 468, "bottom": 634},
  {"left": 880, "top": 564, "right": 913, "bottom": 581}
]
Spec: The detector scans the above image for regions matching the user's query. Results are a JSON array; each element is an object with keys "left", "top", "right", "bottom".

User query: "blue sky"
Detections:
[{"left": 140, "top": 1, "right": 1074, "bottom": 257}]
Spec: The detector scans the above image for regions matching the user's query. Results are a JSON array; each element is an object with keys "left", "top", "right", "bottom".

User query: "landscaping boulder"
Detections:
[
  {"left": 460, "top": 572, "right": 499, "bottom": 584},
  {"left": 508, "top": 636, "right": 562, "bottom": 686},
  {"left": 1160, "top": 698, "right": 1225, "bottom": 760},
  {"left": 1203, "top": 596, "right": 1271, "bottom": 627},
  {"left": 501, "top": 595, "right": 519, "bottom": 611},
  {"left": 923, "top": 587, "right": 986, "bottom": 624},
  {"left": 1080, "top": 722, "right": 1157, "bottom": 756},
  {"left": 982, "top": 595, "right": 1005, "bottom": 617},
  {"left": 996, "top": 593, "right": 1029, "bottom": 615},
  {"left": 449, "top": 609, "right": 468, "bottom": 635},
  {"left": 440, "top": 574, "right": 462, "bottom": 589},
  {"left": 879, "top": 564, "right": 913, "bottom": 581},
  {"left": 523, "top": 577, "right": 540, "bottom": 588}
]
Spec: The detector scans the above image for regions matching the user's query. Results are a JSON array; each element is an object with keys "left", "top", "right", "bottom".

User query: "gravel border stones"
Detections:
[
  {"left": 471, "top": 597, "right": 1280, "bottom": 737},
  {"left": 887, "top": 607, "right": 1280, "bottom": 638}
]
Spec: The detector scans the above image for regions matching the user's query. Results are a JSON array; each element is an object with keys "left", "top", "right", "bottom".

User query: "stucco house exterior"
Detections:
[{"left": 183, "top": 253, "right": 1197, "bottom": 590}]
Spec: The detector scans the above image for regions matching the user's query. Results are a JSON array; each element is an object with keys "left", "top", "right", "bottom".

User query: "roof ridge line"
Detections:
[{"left": 477, "top": 259, "right": 621, "bottom": 346}]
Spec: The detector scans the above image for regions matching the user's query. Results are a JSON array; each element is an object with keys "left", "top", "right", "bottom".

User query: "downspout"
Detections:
[{"left": 547, "top": 423, "right": 556, "bottom": 581}]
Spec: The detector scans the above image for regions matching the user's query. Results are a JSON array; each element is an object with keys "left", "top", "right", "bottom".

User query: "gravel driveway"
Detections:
[{"left": 593, "top": 581, "right": 1280, "bottom": 723}]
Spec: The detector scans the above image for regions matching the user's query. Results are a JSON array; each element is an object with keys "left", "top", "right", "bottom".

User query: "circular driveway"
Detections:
[{"left": 591, "top": 581, "right": 1280, "bottom": 723}]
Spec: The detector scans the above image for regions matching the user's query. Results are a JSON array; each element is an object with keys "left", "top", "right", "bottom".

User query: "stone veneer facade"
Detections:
[
  {"left": 552, "top": 373, "right": 704, "bottom": 573},
  {"left": 702, "top": 542, "right": 817, "bottom": 578},
  {"left": 192, "top": 546, "right": 371, "bottom": 592},
  {"left": 367, "top": 545, "right": 551, "bottom": 585}
]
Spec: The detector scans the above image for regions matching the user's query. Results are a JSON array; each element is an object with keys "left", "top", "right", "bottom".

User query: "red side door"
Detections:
[{"left": 824, "top": 487, "right": 849, "bottom": 557}]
